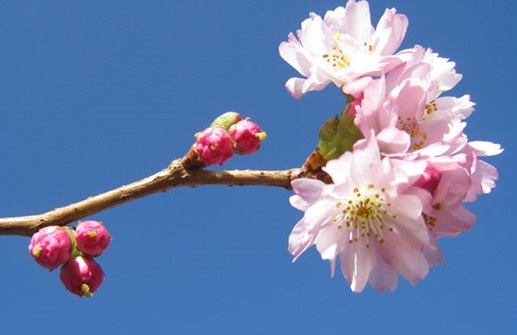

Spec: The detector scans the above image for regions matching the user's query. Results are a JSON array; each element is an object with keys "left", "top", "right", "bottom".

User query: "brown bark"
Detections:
[{"left": 0, "top": 156, "right": 301, "bottom": 237}]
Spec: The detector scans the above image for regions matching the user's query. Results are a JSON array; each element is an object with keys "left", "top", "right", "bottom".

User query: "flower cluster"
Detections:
[
  {"left": 28, "top": 220, "right": 111, "bottom": 297},
  {"left": 195, "top": 112, "right": 267, "bottom": 165},
  {"left": 281, "top": 0, "right": 501, "bottom": 292}
]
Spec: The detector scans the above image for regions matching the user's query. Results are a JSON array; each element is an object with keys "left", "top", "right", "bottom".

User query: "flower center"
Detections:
[
  {"left": 424, "top": 203, "right": 443, "bottom": 232},
  {"left": 322, "top": 46, "right": 350, "bottom": 69},
  {"left": 423, "top": 100, "right": 438, "bottom": 120},
  {"left": 333, "top": 184, "right": 396, "bottom": 248},
  {"left": 363, "top": 42, "right": 373, "bottom": 52},
  {"left": 397, "top": 116, "right": 428, "bottom": 151},
  {"left": 423, "top": 213, "right": 437, "bottom": 231}
]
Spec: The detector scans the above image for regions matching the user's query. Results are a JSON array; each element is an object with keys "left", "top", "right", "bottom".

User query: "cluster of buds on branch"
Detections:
[
  {"left": 195, "top": 112, "right": 267, "bottom": 166},
  {"left": 29, "top": 221, "right": 111, "bottom": 297}
]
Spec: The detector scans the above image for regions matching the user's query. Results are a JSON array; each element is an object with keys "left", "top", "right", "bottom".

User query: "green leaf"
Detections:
[
  {"left": 210, "top": 112, "right": 241, "bottom": 131},
  {"left": 318, "top": 105, "right": 363, "bottom": 161}
]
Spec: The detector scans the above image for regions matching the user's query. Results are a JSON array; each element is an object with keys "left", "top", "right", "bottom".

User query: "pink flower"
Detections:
[
  {"left": 414, "top": 163, "right": 442, "bottom": 196},
  {"left": 386, "top": 46, "right": 463, "bottom": 94},
  {"left": 229, "top": 120, "right": 267, "bottom": 155},
  {"left": 289, "top": 134, "right": 433, "bottom": 292},
  {"left": 28, "top": 226, "right": 72, "bottom": 270},
  {"left": 349, "top": 45, "right": 502, "bottom": 244},
  {"left": 195, "top": 127, "right": 234, "bottom": 165},
  {"left": 354, "top": 52, "right": 473, "bottom": 157},
  {"left": 75, "top": 220, "right": 111, "bottom": 257},
  {"left": 279, "top": 0, "right": 412, "bottom": 98},
  {"left": 418, "top": 161, "right": 477, "bottom": 238},
  {"left": 60, "top": 255, "right": 104, "bottom": 297}
]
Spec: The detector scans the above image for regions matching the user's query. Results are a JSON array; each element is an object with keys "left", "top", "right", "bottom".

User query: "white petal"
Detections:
[
  {"left": 469, "top": 141, "right": 503, "bottom": 156},
  {"left": 343, "top": 0, "right": 373, "bottom": 42},
  {"left": 342, "top": 76, "right": 372, "bottom": 96},
  {"left": 371, "top": 9, "right": 408, "bottom": 55},
  {"left": 278, "top": 33, "right": 312, "bottom": 77},
  {"left": 299, "top": 14, "right": 333, "bottom": 55},
  {"left": 285, "top": 77, "right": 308, "bottom": 99}
]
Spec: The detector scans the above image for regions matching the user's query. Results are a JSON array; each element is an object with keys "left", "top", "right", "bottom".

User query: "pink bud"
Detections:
[
  {"left": 28, "top": 226, "right": 72, "bottom": 270},
  {"left": 415, "top": 164, "right": 442, "bottom": 196},
  {"left": 195, "top": 127, "right": 234, "bottom": 165},
  {"left": 75, "top": 220, "right": 111, "bottom": 257},
  {"left": 347, "top": 94, "right": 363, "bottom": 117},
  {"left": 229, "top": 120, "right": 266, "bottom": 155},
  {"left": 60, "top": 256, "right": 104, "bottom": 297}
]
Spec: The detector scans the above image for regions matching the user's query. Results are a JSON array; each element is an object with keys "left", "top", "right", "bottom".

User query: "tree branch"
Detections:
[{"left": 0, "top": 156, "right": 302, "bottom": 237}]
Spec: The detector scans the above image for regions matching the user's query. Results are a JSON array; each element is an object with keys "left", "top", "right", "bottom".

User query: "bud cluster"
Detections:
[
  {"left": 195, "top": 112, "right": 267, "bottom": 165},
  {"left": 28, "top": 220, "right": 111, "bottom": 297}
]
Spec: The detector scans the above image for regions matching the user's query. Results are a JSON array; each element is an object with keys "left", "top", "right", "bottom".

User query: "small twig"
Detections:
[{"left": 0, "top": 155, "right": 302, "bottom": 237}]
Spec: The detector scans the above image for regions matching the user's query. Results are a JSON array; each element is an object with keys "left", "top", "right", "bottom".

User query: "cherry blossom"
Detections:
[
  {"left": 279, "top": 0, "right": 412, "bottom": 98},
  {"left": 354, "top": 52, "right": 474, "bottom": 158},
  {"left": 289, "top": 134, "right": 433, "bottom": 292}
]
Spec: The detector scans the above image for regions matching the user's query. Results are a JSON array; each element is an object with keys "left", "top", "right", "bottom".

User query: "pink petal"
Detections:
[
  {"left": 432, "top": 204, "right": 476, "bottom": 237},
  {"left": 315, "top": 225, "right": 346, "bottom": 263},
  {"left": 368, "top": 253, "right": 399, "bottom": 292},
  {"left": 423, "top": 238, "right": 445, "bottom": 266},
  {"left": 380, "top": 234, "right": 430, "bottom": 284},
  {"left": 338, "top": 243, "right": 376, "bottom": 293},
  {"left": 290, "top": 178, "right": 328, "bottom": 211},
  {"left": 377, "top": 127, "right": 410, "bottom": 154},
  {"left": 351, "top": 131, "right": 381, "bottom": 173},
  {"left": 288, "top": 219, "right": 316, "bottom": 261},
  {"left": 387, "top": 194, "right": 429, "bottom": 245},
  {"left": 323, "top": 152, "right": 353, "bottom": 185}
]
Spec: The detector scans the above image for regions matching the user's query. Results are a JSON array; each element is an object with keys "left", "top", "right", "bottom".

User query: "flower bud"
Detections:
[
  {"left": 229, "top": 120, "right": 266, "bottom": 155},
  {"left": 75, "top": 220, "right": 111, "bottom": 257},
  {"left": 346, "top": 94, "right": 363, "bottom": 117},
  {"left": 28, "top": 226, "right": 72, "bottom": 270},
  {"left": 415, "top": 164, "right": 442, "bottom": 196},
  {"left": 195, "top": 127, "right": 234, "bottom": 165},
  {"left": 60, "top": 255, "right": 104, "bottom": 297}
]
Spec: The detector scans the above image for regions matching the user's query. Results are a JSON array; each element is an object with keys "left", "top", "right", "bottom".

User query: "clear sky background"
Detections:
[{"left": 0, "top": 1, "right": 514, "bottom": 334}]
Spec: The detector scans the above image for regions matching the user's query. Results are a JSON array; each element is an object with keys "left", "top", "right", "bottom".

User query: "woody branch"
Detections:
[{"left": 0, "top": 151, "right": 303, "bottom": 237}]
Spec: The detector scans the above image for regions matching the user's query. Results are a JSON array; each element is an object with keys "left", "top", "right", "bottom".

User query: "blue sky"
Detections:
[{"left": 0, "top": 1, "right": 515, "bottom": 334}]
